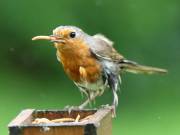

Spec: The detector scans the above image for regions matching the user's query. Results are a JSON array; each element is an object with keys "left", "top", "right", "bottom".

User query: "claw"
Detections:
[
  {"left": 101, "top": 104, "right": 110, "bottom": 108},
  {"left": 101, "top": 104, "right": 116, "bottom": 118},
  {"left": 111, "top": 105, "right": 116, "bottom": 118}
]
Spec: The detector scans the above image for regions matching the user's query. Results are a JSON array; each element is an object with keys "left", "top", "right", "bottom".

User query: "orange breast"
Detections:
[{"left": 56, "top": 42, "right": 101, "bottom": 83}]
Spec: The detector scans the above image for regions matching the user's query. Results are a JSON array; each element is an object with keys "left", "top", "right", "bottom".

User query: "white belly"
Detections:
[{"left": 75, "top": 78, "right": 106, "bottom": 91}]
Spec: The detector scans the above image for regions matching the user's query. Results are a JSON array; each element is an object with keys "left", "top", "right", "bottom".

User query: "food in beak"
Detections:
[
  {"left": 32, "top": 36, "right": 56, "bottom": 41},
  {"left": 32, "top": 35, "right": 65, "bottom": 44}
]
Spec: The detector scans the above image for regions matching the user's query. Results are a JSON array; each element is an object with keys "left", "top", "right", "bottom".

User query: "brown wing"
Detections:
[{"left": 90, "top": 34, "right": 124, "bottom": 62}]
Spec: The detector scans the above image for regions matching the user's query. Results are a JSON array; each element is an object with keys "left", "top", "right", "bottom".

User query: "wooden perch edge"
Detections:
[{"left": 8, "top": 108, "right": 112, "bottom": 135}]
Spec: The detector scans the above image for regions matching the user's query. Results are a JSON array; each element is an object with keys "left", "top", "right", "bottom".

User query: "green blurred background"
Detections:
[{"left": 0, "top": 0, "right": 179, "bottom": 135}]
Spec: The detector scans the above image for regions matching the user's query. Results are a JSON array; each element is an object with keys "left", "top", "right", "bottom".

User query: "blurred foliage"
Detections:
[{"left": 0, "top": 0, "right": 180, "bottom": 135}]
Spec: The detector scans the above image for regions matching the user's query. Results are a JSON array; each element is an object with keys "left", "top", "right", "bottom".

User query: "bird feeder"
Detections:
[{"left": 8, "top": 108, "right": 112, "bottom": 135}]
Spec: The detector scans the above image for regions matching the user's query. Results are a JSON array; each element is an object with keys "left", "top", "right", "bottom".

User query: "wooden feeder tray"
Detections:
[{"left": 8, "top": 108, "right": 112, "bottom": 135}]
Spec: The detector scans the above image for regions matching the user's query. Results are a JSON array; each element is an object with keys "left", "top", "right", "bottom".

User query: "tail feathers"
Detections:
[{"left": 120, "top": 60, "right": 168, "bottom": 74}]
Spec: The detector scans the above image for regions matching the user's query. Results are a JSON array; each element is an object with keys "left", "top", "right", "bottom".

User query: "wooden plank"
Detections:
[
  {"left": 88, "top": 108, "right": 111, "bottom": 124},
  {"left": 8, "top": 109, "right": 34, "bottom": 126},
  {"left": 8, "top": 109, "right": 35, "bottom": 135},
  {"left": 22, "top": 126, "right": 84, "bottom": 135},
  {"left": 96, "top": 112, "right": 112, "bottom": 135}
]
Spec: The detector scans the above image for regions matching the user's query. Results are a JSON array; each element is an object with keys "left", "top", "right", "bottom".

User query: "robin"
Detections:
[{"left": 32, "top": 26, "right": 167, "bottom": 113}]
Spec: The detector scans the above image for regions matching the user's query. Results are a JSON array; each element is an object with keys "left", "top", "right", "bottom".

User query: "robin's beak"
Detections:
[{"left": 32, "top": 35, "right": 66, "bottom": 44}]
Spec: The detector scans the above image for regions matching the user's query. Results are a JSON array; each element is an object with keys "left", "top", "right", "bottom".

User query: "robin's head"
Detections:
[{"left": 32, "top": 26, "right": 87, "bottom": 49}]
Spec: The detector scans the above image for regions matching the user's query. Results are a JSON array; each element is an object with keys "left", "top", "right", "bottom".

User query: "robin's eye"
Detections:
[{"left": 69, "top": 32, "right": 76, "bottom": 38}]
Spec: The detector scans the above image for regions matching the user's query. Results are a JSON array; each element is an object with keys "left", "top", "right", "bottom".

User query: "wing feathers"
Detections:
[{"left": 120, "top": 60, "right": 168, "bottom": 74}]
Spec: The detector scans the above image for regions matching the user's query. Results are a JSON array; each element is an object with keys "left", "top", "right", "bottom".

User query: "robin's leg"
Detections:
[
  {"left": 78, "top": 91, "right": 99, "bottom": 109},
  {"left": 64, "top": 90, "right": 98, "bottom": 113}
]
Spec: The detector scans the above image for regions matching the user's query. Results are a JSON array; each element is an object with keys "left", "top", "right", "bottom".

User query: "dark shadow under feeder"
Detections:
[{"left": 8, "top": 108, "right": 112, "bottom": 135}]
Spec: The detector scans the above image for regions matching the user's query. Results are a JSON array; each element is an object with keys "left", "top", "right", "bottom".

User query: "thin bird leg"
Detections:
[
  {"left": 78, "top": 98, "right": 90, "bottom": 109},
  {"left": 78, "top": 92, "right": 99, "bottom": 109}
]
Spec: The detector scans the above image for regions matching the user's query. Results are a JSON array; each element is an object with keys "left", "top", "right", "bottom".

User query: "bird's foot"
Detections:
[
  {"left": 101, "top": 104, "right": 116, "bottom": 118},
  {"left": 101, "top": 104, "right": 110, "bottom": 108}
]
